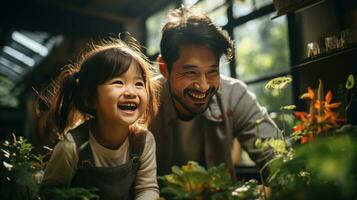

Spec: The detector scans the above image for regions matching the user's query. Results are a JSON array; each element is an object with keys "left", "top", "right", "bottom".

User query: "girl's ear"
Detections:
[{"left": 157, "top": 55, "right": 169, "bottom": 79}]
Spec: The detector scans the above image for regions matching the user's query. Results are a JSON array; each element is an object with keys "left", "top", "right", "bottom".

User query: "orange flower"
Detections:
[
  {"left": 300, "top": 136, "right": 309, "bottom": 144},
  {"left": 314, "top": 91, "right": 342, "bottom": 112},
  {"left": 294, "top": 111, "right": 309, "bottom": 122},
  {"left": 300, "top": 133, "right": 315, "bottom": 144},
  {"left": 293, "top": 82, "right": 345, "bottom": 144},
  {"left": 300, "top": 87, "right": 315, "bottom": 100}
]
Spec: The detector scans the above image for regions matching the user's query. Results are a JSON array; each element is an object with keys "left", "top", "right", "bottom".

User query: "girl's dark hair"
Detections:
[
  {"left": 160, "top": 6, "right": 234, "bottom": 71},
  {"left": 37, "top": 35, "right": 159, "bottom": 134}
]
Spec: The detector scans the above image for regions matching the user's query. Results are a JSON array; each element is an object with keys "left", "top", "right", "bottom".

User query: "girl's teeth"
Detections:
[{"left": 122, "top": 103, "right": 136, "bottom": 106}]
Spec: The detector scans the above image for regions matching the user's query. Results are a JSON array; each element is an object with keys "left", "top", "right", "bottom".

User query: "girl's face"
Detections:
[{"left": 95, "top": 62, "right": 148, "bottom": 126}]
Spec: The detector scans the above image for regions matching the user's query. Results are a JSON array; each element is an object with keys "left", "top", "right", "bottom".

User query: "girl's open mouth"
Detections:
[{"left": 118, "top": 103, "right": 138, "bottom": 111}]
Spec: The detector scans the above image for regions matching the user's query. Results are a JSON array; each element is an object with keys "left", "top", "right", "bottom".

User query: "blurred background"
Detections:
[{"left": 0, "top": 0, "right": 356, "bottom": 177}]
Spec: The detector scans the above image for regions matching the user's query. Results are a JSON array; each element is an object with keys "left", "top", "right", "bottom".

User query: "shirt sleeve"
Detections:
[
  {"left": 41, "top": 133, "right": 78, "bottom": 187},
  {"left": 135, "top": 131, "right": 160, "bottom": 200},
  {"left": 231, "top": 83, "right": 279, "bottom": 170}
]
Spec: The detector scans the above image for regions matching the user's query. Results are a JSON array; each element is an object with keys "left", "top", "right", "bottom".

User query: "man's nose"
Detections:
[{"left": 193, "top": 75, "right": 210, "bottom": 91}]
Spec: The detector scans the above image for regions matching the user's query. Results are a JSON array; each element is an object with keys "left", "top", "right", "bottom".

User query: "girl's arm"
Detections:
[
  {"left": 134, "top": 131, "right": 160, "bottom": 200},
  {"left": 41, "top": 134, "right": 78, "bottom": 187}
]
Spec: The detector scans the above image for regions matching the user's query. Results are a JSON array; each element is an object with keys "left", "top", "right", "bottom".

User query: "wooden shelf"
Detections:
[
  {"left": 291, "top": 44, "right": 357, "bottom": 102},
  {"left": 293, "top": 45, "right": 357, "bottom": 70},
  {"left": 272, "top": 0, "right": 326, "bottom": 19}
]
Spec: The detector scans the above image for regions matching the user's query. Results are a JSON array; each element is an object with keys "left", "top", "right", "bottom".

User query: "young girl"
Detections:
[{"left": 38, "top": 35, "right": 159, "bottom": 200}]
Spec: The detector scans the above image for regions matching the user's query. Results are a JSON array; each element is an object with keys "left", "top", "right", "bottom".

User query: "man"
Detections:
[{"left": 149, "top": 7, "right": 278, "bottom": 177}]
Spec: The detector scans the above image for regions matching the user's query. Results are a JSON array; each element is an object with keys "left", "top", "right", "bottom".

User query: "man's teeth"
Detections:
[{"left": 189, "top": 92, "right": 206, "bottom": 99}]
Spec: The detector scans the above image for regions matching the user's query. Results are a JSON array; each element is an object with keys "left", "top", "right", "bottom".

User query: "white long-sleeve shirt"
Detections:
[{"left": 42, "top": 131, "right": 159, "bottom": 200}]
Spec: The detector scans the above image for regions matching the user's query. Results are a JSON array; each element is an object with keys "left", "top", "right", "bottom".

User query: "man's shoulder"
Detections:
[{"left": 219, "top": 75, "right": 248, "bottom": 96}]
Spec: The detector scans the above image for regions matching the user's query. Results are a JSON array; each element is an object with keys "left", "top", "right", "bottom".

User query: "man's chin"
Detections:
[{"left": 188, "top": 103, "right": 209, "bottom": 114}]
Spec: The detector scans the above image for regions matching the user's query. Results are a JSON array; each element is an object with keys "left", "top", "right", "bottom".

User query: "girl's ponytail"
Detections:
[
  {"left": 36, "top": 65, "right": 80, "bottom": 135},
  {"left": 54, "top": 70, "right": 79, "bottom": 133}
]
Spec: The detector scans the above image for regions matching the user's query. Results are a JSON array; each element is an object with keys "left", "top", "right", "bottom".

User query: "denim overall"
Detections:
[{"left": 69, "top": 122, "right": 146, "bottom": 200}]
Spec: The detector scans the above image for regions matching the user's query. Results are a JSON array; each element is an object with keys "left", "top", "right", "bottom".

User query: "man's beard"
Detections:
[{"left": 171, "top": 86, "right": 218, "bottom": 118}]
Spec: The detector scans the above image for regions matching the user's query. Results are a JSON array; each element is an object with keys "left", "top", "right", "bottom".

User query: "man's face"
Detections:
[{"left": 165, "top": 44, "right": 220, "bottom": 118}]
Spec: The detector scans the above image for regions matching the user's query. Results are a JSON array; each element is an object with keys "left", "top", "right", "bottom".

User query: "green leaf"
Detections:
[{"left": 345, "top": 74, "right": 355, "bottom": 90}]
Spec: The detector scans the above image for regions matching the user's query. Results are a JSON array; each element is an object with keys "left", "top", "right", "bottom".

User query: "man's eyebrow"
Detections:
[
  {"left": 182, "top": 63, "right": 219, "bottom": 69},
  {"left": 210, "top": 64, "right": 219, "bottom": 68},
  {"left": 182, "top": 64, "right": 198, "bottom": 70}
]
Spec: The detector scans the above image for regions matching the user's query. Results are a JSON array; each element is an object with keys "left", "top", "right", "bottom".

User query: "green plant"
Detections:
[
  {"left": 261, "top": 79, "right": 357, "bottom": 199},
  {"left": 159, "top": 161, "right": 261, "bottom": 200},
  {"left": 267, "top": 125, "right": 357, "bottom": 200},
  {"left": 41, "top": 187, "right": 100, "bottom": 200},
  {"left": 0, "top": 135, "right": 99, "bottom": 200},
  {"left": 0, "top": 135, "right": 45, "bottom": 199}
]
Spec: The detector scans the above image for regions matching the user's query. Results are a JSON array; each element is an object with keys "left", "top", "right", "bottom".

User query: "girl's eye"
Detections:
[
  {"left": 113, "top": 80, "right": 123, "bottom": 85},
  {"left": 136, "top": 81, "right": 144, "bottom": 87}
]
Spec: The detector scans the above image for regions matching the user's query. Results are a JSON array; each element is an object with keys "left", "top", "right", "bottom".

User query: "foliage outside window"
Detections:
[
  {"left": 248, "top": 78, "right": 294, "bottom": 134},
  {"left": 0, "top": 75, "right": 19, "bottom": 108},
  {"left": 234, "top": 14, "right": 289, "bottom": 83},
  {"left": 233, "top": 0, "right": 273, "bottom": 18},
  {"left": 193, "top": 0, "right": 226, "bottom": 14},
  {"left": 234, "top": 13, "right": 291, "bottom": 115},
  {"left": 145, "top": 4, "right": 175, "bottom": 56},
  {"left": 206, "top": 4, "right": 228, "bottom": 27}
]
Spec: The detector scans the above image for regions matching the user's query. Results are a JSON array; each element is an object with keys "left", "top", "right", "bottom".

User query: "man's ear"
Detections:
[{"left": 157, "top": 55, "right": 169, "bottom": 79}]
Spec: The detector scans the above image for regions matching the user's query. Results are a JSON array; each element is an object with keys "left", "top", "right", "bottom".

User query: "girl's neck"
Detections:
[{"left": 90, "top": 119, "right": 130, "bottom": 150}]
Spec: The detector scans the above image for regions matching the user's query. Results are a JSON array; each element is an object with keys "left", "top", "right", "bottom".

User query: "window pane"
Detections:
[
  {"left": 183, "top": 0, "right": 199, "bottom": 7},
  {"left": 233, "top": 0, "right": 254, "bottom": 18},
  {"left": 248, "top": 79, "right": 292, "bottom": 113},
  {"left": 255, "top": 0, "right": 273, "bottom": 9},
  {"left": 220, "top": 56, "right": 230, "bottom": 77},
  {"left": 247, "top": 79, "right": 294, "bottom": 135},
  {"left": 206, "top": 4, "right": 228, "bottom": 27},
  {"left": 233, "top": 0, "right": 272, "bottom": 18},
  {"left": 146, "top": 4, "right": 175, "bottom": 56},
  {"left": 194, "top": 0, "right": 225, "bottom": 13},
  {"left": 234, "top": 14, "right": 289, "bottom": 82}
]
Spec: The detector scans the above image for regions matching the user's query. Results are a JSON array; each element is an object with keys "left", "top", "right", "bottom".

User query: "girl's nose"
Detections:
[{"left": 124, "top": 86, "right": 136, "bottom": 98}]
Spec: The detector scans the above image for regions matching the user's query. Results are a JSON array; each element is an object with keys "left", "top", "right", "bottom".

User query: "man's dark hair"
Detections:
[{"left": 160, "top": 6, "right": 234, "bottom": 71}]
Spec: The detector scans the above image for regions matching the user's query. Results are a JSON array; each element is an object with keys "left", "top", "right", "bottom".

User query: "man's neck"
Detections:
[
  {"left": 172, "top": 100, "right": 195, "bottom": 121},
  {"left": 177, "top": 111, "right": 194, "bottom": 121}
]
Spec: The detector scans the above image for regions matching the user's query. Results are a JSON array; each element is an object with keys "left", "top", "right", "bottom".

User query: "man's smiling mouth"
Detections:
[
  {"left": 188, "top": 91, "right": 207, "bottom": 100},
  {"left": 185, "top": 89, "right": 210, "bottom": 101}
]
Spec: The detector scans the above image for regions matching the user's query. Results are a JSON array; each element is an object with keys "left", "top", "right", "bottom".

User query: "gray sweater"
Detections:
[{"left": 150, "top": 75, "right": 279, "bottom": 177}]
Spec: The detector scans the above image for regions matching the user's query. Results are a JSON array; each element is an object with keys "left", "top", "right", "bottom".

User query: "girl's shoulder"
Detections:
[
  {"left": 129, "top": 129, "right": 155, "bottom": 157},
  {"left": 51, "top": 133, "right": 77, "bottom": 160},
  {"left": 144, "top": 130, "right": 155, "bottom": 144},
  {"left": 66, "top": 120, "right": 91, "bottom": 147},
  {"left": 130, "top": 129, "right": 155, "bottom": 143}
]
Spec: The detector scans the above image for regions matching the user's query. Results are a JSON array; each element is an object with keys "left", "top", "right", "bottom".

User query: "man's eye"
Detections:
[
  {"left": 209, "top": 70, "right": 219, "bottom": 75},
  {"left": 185, "top": 71, "right": 196, "bottom": 75}
]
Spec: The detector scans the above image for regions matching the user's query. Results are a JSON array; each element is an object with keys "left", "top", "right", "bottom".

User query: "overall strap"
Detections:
[
  {"left": 128, "top": 130, "right": 147, "bottom": 164},
  {"left": 69, "top": 121, "right": 95, "bottom": 167}
]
